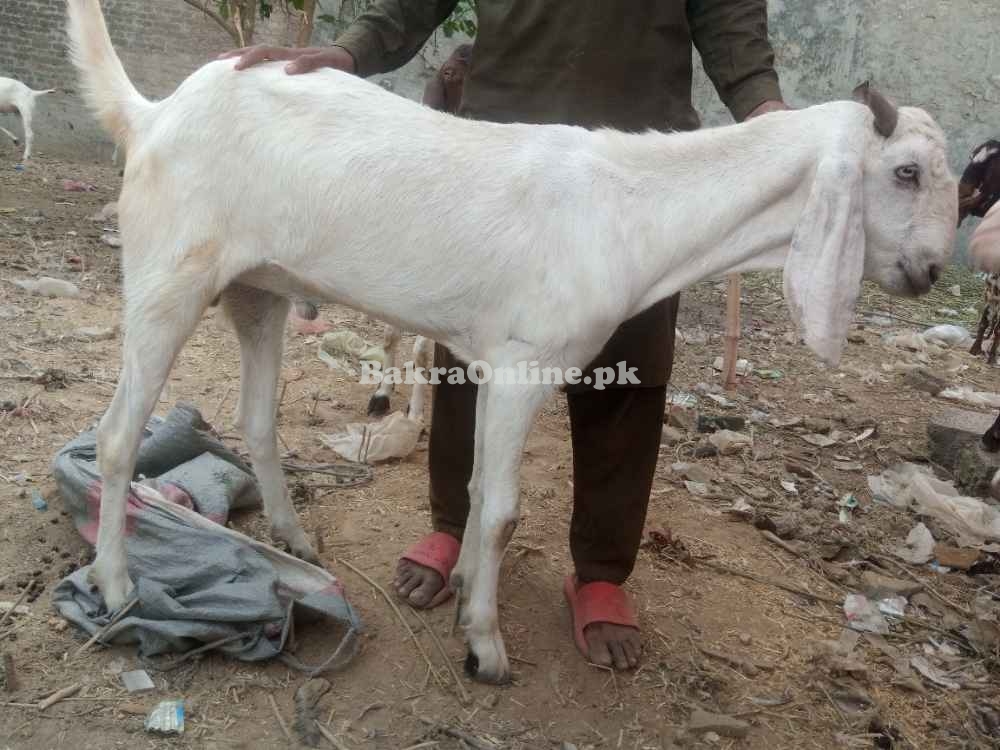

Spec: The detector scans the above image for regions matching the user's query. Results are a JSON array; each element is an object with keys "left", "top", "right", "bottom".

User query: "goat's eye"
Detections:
[{"left": 895, "top": 164, "right": 920, "bottom": 184}]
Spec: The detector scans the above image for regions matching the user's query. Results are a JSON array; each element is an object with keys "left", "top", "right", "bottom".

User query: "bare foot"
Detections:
[
  {"left": 393, "top": 558, "right": 448, "bottom": 609},
  {"left": 584, "top": 622, "right": 642, "bottom": 670}
]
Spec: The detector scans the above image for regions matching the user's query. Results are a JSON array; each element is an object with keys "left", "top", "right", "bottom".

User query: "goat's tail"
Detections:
[
  {"left": 66, "top": 0, "right": 150, "bottom": 145},
  {"left": 32, "top": 89, "right": 57, "bottom": 97}
]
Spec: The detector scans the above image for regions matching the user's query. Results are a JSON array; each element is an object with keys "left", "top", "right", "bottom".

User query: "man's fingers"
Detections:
[
  {"left": 217, "top": 47, "right": 250, "bottom": 60},
  {"left": 285, "top": 52, "right": 330, "bottom": 75},
  {"left": 232, "top": 46, "right": 297, "bottom": 71}
]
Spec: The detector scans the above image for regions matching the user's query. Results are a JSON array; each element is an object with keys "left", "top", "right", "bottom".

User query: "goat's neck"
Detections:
[{"left": 604, "top": 108, "right": 834, "bottom": 316}]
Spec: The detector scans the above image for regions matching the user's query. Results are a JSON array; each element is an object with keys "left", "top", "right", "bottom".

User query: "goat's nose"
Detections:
[{"left": 928, "top": 264, "right": 942, "bottom": 286}]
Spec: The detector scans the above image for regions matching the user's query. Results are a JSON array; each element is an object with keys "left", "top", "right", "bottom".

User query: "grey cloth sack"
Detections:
[{"left": 51, "top": 402, "right": 361, "bottom": 674}]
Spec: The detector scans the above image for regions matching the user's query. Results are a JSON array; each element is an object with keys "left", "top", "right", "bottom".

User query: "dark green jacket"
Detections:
[{"left": 335, "top": 0, "right": 782, "bottom": 131}]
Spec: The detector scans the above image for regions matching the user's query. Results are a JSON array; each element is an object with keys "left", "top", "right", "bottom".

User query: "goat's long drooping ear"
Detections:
[
  {"left": 852, "top": 81, "right": 898, "bottom": 138},
  {"left": 783, "top": 155, "right": 865, "bottom": 366}
]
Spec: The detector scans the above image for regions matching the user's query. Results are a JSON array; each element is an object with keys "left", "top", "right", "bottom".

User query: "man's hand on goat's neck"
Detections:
[
  {"left": 219, "top": 45, "right": 357, "bottom": 75},
  {"left": 744, "top": 100, "right": 790, "bottom": 120}
]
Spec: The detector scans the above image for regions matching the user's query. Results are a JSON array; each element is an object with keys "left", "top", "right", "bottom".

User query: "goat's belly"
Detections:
[{"left": 232, "top": 261, "right": 456, "bottom": 344}]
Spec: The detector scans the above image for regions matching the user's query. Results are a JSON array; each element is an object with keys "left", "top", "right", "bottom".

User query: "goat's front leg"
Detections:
[
  {"left": 368, "top": 324, "right": 401, "bottom": 416},
  {"left": 224, "top": 286, "right": 318, "bottom": 561},
  {"left": 93, "top": 283, "right": 209, "bottom": 610},
  {"left": 989, "top": 318, "right": 1000, "bottom": 366},
  {"left": 458, "top": 380, "right": 552, "bottom": 683}
]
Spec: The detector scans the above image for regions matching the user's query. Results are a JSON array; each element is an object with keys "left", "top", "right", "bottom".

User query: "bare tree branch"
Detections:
[{"left": 179, "top": 0, "right": 240, "bottom": 45}]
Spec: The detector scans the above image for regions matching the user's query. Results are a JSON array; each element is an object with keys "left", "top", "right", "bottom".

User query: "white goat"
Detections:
[
  {"left": 0, "top": 77, "right": 56, "bottom": 162},
  {"left": 66, "top": 0, "right": 957, "bottom": 683}
]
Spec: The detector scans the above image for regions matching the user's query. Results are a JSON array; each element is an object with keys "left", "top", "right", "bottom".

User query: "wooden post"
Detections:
[{"left": 723, "top": 273, "right": 741, "bottom": 390}]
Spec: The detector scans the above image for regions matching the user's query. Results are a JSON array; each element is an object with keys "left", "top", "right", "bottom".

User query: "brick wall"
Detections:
[{"left": 0, "top": 0, "right": 310, "bottom": 158}]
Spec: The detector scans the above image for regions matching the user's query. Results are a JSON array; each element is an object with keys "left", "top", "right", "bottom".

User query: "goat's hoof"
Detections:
[
  {"left": 88, "top": 559, "right": 135, "bottom": 612},
  {"left": 272, "top": 525, "right": 321, "bottom": 565},
  {"left": 367, "top": 394, "right": 391, "bottom": 417},
  {"left": 463, "top": 640, "right": 510, "bottom": 684}
]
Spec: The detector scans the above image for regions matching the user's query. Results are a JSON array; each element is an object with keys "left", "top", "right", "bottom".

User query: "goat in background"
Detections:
[{"left": 0, "top": 77, "right": 56, "bottom": 162}]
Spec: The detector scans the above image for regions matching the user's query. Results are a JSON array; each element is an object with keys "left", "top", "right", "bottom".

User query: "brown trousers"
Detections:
[{"left": 427, "top": 295, "right": 679, "bottom": 585}]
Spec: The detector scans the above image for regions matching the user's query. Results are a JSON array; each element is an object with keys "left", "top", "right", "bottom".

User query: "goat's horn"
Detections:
[{"left": 852, "top": 81, "right": 898, "bottom": 138}]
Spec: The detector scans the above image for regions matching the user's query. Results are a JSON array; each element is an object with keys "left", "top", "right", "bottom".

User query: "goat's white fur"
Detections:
[
  {"left": 0, "top": 77, "right": 56, "bottom": 162},
  {"left": 67, "top": 0, "right": 957, "bottom": 681}
]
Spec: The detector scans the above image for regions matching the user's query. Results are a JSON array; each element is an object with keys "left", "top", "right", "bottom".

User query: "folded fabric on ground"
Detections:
[{"left": 51, "top": 402, "right": 361, "bottom": 675}]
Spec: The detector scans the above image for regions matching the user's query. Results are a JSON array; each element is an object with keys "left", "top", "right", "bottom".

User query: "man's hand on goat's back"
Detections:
[
  {"left": 744, "top": 100, "right": 790, "bottom": 121},
  {"left": 219, "top": 45, "right": 356, "bottom": 75}
]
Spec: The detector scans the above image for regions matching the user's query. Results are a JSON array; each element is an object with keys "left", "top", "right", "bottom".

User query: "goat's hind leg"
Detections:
[
  {"left": 0, "top": 124, "right": 18, "bottom": 147},
  {"left": 92, "top": 276, "right": 211, "bottom": 610},
  {"left": 224, "top": 285, "right": 317, "bottom": 562}
]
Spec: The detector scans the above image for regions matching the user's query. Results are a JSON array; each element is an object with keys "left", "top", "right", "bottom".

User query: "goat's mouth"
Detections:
[{"left": 893, "top": 259, "right": 940, "bottom": 297}]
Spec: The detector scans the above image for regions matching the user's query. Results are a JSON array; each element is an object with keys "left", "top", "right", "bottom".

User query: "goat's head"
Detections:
[
  {"left": 783, "top": 83, "right": 957, "bottom": 365},
  {"left": 958, "top": 138, "right": 1000, "bottom": 223}
]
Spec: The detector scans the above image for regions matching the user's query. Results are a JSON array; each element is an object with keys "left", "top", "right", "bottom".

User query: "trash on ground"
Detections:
[
  {"left": 923, "top": 324, "right": 972, "bottom": 348},
  {"left": 293, "top": 678, "right": 331, "bottom": 747},
  {"left": 686, "top": 709, "right": 750, "bottom": 739},
  {"left": 100, "top": 232, "right": 122, "bottom": 248},
  {"left": 893, "top": 523, "right": 935, "bottom": 565},
  {"left": 780, "top": 480, "right": 798, "bottom": 495},
  {"left": 145, "top": 699, "right": 185, "bottom": 734},
  {"left": 672, "top": 462, "right": 713, "bottom": 483},
  {"left": 843, "top": 594, "right": 889, "bottom": 634},
  {"left": 755, "top": 369, "right": 783, "bottom": 380},
  {"left": 708, "top": 429, "right": 751, "bottom": 455},
  {"left": 802, "top": 432, "right": 839, "bottom": 448},
  {"left": 61, "top": 179, "right": 97, "bottom": 192},
  {"left": 320, "top": 330, "right": 387, "bottom": 369},
  {"left": 867, "top": 463, "right": 1000, "bottom": 548},
  {"left": 121, "top": 669, "right": 155, "bottom": 693},
  {"left": 837, "top": 494, "right": 859, "bottom": 523},
  {"left": 88, "top": 202, "right": 118, "bottom": 222},
  {"left": 712, "top": 356, "right": 752, "bottom": 377},
  {"left": 938, "top": 386, "right": 1000, "bottom": 409},
  {"left": 667, "top": 390, "right": 698, "bottom": 409},
  {"left": 52, "top": 403, "right": 361, "bottom": 673},
  {"left": 30, "top": 490, "right": 47, "bottom": 511},
  {"left": 12, "top": 277, "right": 81, "bottom": 298},
  {"left": 321, "top": 410, "right": 422, "bottom": 463},
  {"left": 932, "top": 544, "right": 980, "bottom": 570},
  {"left": 948, "top": 284, "right": 962, "bottom": 297},
  {"left": 910, "top": 656, "right": 961, "bottom": 690},
  {"left": 74, "top": 326, "right": 118, "bottom": 342}
]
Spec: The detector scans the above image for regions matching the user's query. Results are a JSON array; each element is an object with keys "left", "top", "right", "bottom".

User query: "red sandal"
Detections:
[
  {"left": 563, "top": 575, "right": 639, "bottom": 660},
  {"left": 399, "top": 531, "right": 461, "bottom": 609}
]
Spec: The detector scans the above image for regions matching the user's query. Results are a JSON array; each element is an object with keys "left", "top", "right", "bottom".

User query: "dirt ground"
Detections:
[{"left": 1, "top": 156, "right": 998, "bottom": 750}]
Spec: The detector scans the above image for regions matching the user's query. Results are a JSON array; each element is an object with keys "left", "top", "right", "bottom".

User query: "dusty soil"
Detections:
[{"left": 0, "top": 156, "right": 998, "bottom": 750}]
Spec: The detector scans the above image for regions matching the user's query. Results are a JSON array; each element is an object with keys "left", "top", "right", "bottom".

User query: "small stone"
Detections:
[
  {"left": 847, "top": 332, "right": 866, "bottom": 344},
  {"left": 738, "top": 632, "right": 752, "bottom": 646},
  {"left": 687, "top": 709, "right": 750, "bottom": 738},
  {"left": 802, "top": 417, "right": 834, "bottom": 434},
  {"left": 672, "top": 462, "right": 713, "bottom": 483},
  {"left": 666, "top": 407, "right": 696, "bottom": 432},
  {"left": 697, "top": 414, "right": 746, "bottom": 433},
  {"left": 860, "top": 571, "right": 923, "bottom": 599},
  {"left": 662, "top": 425, "right": 686, "bottom": 446},
  {"left": 903, "top": 368, "right": 949, "bottom": 396},
  {"left": 694, "top": 443, "right": 719, "bottom": 458},
  {"left": 708, "top": 430, "right": 751, "bottom": 455}
]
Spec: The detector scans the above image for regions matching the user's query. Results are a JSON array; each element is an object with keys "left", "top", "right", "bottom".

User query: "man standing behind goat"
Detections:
[{"left": 227, "top": 1, "right": 787, "bottom": 672}]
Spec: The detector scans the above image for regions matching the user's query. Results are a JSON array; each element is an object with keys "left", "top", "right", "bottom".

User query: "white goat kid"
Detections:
[
  {"left": 0, "top": 77, "right": 56, "bottom": 162},
  {"left": 67, "top": 0, "right": 957, "bottom": 683}
]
